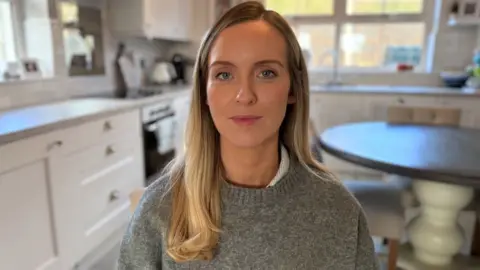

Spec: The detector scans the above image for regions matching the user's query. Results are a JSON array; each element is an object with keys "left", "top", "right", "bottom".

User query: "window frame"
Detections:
[
  {"left": 278, "top": 0, "right": 435, "bottom": 73},
  {"left": 0, "top": 0, "right": 27, "bottom": 79}
]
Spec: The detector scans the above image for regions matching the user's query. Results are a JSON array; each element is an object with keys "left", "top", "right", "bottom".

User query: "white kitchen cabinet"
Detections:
[
  {"left": 49, "top": 133, "right": 144, "bottom": 269},
  {"left": 310, "top": 93, "right": 381, "bottom": 178},
  {"left": 109, "top": 0, "right": 193, "bottom": 41},
  {"left": 0, "top": 109, "right": 144, "bottom": 270},
  {"left": 0, "top": 161, "right": 62, "bottom": 270}
]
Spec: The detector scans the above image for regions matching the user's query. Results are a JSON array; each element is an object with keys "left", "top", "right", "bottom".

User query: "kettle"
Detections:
[{"left": 151, "top": 62, "right": 177, "bottom": 84}]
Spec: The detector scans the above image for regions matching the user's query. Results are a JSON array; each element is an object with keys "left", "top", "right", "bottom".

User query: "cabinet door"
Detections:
[
  {"left": 0, "top": 161, "right": 62, "bottom": 270},
  {"left": 146, "top": 0, "right": 191, "bottom": 41},
  {"left": 310, "top": 93, "right": 386, "bottom": 178},
  {"left": 109, "top": 0, "right": 146, "bottom": 37}
]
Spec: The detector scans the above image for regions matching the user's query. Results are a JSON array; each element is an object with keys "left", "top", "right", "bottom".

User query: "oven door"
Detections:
[{"left": 143, "top": 110, "right": 176, "bottom": 184}]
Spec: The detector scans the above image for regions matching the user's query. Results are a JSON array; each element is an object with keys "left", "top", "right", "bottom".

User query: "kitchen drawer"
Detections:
[
  {"left": 78, "top": 148, "right": 143, "bottom": 259},
  {"left": 49, "top": 135, "right": 144, "bottom": 266},
  {"left": 0, "top": 110, "right": 141, "bottom": 174},
  {"left": 60, "top": 134, "right": 142, "bottom": 182},
  {"left": 53, "top": 110, "right": 141, "bottom": 155}
]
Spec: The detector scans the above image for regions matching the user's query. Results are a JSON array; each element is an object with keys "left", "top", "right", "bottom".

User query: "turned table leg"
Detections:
[{"left": 407, "top": 180, "right": 474, "bottom": 266}]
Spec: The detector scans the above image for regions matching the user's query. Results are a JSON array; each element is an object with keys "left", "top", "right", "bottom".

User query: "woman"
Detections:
[{"left": 119, "top": 1, "right": 377, "bottom": 269}]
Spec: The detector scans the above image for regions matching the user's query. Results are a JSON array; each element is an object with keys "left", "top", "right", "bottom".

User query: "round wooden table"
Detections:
[{"left": 319, "top": 122, "right": 480, "bottom": 267}]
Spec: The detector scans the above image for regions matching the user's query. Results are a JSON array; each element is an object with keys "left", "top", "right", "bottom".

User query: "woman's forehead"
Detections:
[{"left": 209, "top": 20, "right": 287, "bottom": 65}]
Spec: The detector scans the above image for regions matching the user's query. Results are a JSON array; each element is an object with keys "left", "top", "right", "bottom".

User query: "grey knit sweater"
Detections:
[{"left": 118, "top": 161, "right": 378, "bottom": 269}]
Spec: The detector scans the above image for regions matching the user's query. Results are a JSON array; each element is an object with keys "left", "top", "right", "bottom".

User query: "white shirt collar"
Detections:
[{"left": 267, "top": 145, "right": 290, "bottom": 187}]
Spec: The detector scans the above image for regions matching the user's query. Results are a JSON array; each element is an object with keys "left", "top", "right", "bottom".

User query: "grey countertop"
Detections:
[
  {"left": 310, "top": 85, "right": 480, "bottom": 96},
  {"left": 1, "top": 83, "right": 478, "bottom": 147},
  {"left": 0, "top": 88, "right": 191, "bottom": 146}
]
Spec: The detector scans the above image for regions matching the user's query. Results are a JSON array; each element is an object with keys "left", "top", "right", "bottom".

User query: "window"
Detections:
[
  {"left": 0, "top": 0, "right": 17, "bottom": 63},
  {"left": 266, "top": 0, "right": 430, "bottom": 72},
  {"left": 0, "top": 0, "right": 56, "bottom": 81}
]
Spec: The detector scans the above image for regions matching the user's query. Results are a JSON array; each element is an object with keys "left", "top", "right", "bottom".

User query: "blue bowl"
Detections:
[{"left": 440, "top": 73, "right": 470, "bottom": 88}]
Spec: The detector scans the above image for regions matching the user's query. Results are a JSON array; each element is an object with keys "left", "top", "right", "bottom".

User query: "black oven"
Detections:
[{"left": 142, "top": 101, "right": 176, "bottom": 186}]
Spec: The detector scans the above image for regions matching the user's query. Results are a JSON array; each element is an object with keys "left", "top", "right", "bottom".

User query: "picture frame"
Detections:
[
  {"left": 20, "top": 58, "right": 42, "bottom": 79},
  {"left": 458, "top": 0, "right": 480, "bottom": 18}
]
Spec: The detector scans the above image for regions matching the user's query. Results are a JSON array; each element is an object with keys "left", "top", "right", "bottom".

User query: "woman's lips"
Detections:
[{"left": 230, "top": 115, "right": 262, "bottom": 125}]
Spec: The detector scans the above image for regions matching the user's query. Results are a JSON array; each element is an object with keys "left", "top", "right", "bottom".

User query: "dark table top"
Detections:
[{"left": 319, "top": 122, "right": 480, "bottom": 187}]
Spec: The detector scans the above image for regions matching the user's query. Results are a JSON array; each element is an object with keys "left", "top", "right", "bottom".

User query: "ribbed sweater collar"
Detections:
[{"left": 221, "top": 158, "right": 305, "bottom": 205}]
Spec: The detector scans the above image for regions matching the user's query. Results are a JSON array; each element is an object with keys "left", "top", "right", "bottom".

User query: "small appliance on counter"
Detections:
[
  {"left": 170, "top": 53, "right": 189, "bottom": 84},
  {"left": 150, "top": 61, "right": 177, "bottom": 84}
]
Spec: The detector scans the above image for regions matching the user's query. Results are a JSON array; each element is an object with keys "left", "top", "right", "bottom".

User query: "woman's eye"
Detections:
[
  {"left": 259, "top": 70, "right": 277, "bottom": 78},
  {"left": 215, "top": 72, "right": 232, "bottom": 81}
]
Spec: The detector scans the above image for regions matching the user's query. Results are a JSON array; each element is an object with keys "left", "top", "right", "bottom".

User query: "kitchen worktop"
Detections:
[
  {"left": 310, "top": 84, "right": 480, "bottom": 96},
  {"left": 0, "top": 88, "right": 191, "bottom": 146},
  {"left": 1, "top": 83, "right": 477, "bottom": 146}
]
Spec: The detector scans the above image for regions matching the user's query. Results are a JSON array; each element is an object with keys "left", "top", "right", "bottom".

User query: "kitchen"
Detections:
[{"left": 1, "top": 0, "right": 480, "bottom": 269}]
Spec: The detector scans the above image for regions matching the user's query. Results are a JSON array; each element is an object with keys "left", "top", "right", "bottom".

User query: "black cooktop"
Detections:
[{"left": 124, "top": 88, "right": 164, "bottom": 99}]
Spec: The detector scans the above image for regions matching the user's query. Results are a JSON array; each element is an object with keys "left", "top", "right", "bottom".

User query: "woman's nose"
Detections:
[{"left": 235, "top": 78, "right": 257, "bottom": 105}]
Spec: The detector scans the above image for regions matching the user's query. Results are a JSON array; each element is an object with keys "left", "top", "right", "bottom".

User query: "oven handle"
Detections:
[{"left": 143, "top": 111, "right": 175, "bottom": 130}]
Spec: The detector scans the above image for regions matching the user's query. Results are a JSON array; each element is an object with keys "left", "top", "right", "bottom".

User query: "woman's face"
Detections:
[{"left": 207, "top": 20, "right": 294, "bottom": 148}]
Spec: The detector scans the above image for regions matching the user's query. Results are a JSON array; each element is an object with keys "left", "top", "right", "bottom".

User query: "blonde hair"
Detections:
[{"left": 165, "top": 1, "right": 329, "bottom": 262}]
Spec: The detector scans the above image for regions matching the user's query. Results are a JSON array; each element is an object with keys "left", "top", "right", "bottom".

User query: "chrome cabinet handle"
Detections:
[
  {"left": 47, "top": 140, "right": 63, "bottom": 151},
  {"left": 105, "top": 145, "right": 115, "bottom": 156},
  {"left": 109, "top": 190, "right": 121, "bottom": 202},
  {"left": 103, "top": 121, "right": 112, "bottom": 131}
]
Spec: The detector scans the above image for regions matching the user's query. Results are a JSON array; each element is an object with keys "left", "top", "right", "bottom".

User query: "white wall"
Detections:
[{"left": 477, "top": 27, "right": 480, "bottom": 49}]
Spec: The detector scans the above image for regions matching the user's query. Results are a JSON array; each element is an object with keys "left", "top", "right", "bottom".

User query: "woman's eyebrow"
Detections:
[
  {"left": 255, "top": 60, "right": 284, "bottom": 68},
  {"left": 208, "top": 59, "right": 285, "bottom": 68},
  {"left": 209, "top": 61, "right": 235, "bottom": 68}
]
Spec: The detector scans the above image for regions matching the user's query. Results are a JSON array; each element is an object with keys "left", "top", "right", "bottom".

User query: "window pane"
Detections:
[
  {"left": 0, "top": 1, "right": 16, "bottom": 62},
  {"left": 60, "top": 2, "right": 79, "bottom": 24},
  {"left": 340, "top": 23, "right": 424, "bottom": 68},
  {"left": 266, "top": 0, "right": 333, "bottom": 16},
  {"left": 294, "top": 24, "right": 335, "bottom": 68},
  {"left": 347, "top": 0, "right": 423, "bottom": 15}
]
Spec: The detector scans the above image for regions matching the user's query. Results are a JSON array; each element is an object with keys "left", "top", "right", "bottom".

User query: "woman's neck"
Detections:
[{"left": 220, "top": 138, "right": 280, "bottom": 188}]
